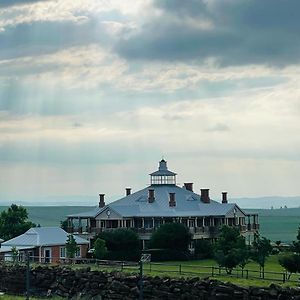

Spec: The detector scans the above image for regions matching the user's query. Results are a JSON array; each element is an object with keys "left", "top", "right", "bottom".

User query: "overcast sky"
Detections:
[{"left": 0, "top": 0, "right": 299, "bottom": 205}]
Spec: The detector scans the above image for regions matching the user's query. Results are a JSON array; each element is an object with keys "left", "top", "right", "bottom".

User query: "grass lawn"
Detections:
[{"left": 62, "top": 253, "right": 299, "bottom": 288}]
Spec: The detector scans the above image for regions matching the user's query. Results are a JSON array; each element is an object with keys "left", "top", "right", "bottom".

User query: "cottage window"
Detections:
[{"left": 60, "top": 247, "right": 66, "bottom": 258}]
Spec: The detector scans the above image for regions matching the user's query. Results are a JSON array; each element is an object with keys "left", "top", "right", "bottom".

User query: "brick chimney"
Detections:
[
  {"left": 201, "top": 189, "right": 210, "bottom": 203},
  {"left": 148, "top": 189, "right": 155, "bottom": 203},
  {"left": 99, "top": 194, "right": 105, "bottom": 208},
  {"left": 184, "top": 182, "right": 193, "bottom": 192},
  {"left": 126, "top": 188, "right": 131, "bottom": 196},
  {"left": 169, "top": 192, "right": 176, "bottom": 207},
  {"left": 222, "top": 192, "right": 228, "bottom": 204}
]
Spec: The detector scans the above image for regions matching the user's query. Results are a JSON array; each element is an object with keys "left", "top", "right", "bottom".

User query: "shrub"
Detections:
[
  {"left": 150, "top": 223, "right": 192, "bottom": 251},
  {"left": 194, "top": 239, "right": 214, "bottom": 259},
  {"left": 97, "top": 229, "right": 140, "bottom": 261}
]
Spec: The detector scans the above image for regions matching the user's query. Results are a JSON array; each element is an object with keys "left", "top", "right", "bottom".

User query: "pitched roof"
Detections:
[
  {"left": 1, "top": 227, "right": 89, "bottom": 248},
  {"left": 69, "top": 185, "right": 246, "bottom": 218}
]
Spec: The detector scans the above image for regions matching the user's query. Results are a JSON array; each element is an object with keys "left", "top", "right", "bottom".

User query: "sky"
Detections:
[{"left": 0, "top": 0, "right": 299, "bottom": 205}]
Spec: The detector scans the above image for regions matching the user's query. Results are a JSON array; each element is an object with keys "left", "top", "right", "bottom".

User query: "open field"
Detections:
[{"left": 0, "top": 206, "right": 299, "bottom": 243}]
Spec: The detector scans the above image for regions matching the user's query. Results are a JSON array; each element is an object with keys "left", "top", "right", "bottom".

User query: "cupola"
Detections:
[{"left": 149, "top": 159, "right": 177, "bottom": 185}]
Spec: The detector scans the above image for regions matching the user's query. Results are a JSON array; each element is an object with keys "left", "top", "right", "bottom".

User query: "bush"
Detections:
[
  {"left": 194, "top": 239, "right": 214, "bottom": 259},
  {"left": 279, "top": 254, "right": 300, "bottom": 279},
  {"left": 150, "top": 223, "right": 192, "bottom": 251},
  {"left": 143, "top": 249, "right": 192, "bottom": 262},
  {"left": 97, "top": 229, "right": 140, "bottom": 261}
]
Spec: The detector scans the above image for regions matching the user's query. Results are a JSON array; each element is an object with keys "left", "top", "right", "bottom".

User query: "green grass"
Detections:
[{"left": 54, "top": 254, "right": 299, "bottom": 288}]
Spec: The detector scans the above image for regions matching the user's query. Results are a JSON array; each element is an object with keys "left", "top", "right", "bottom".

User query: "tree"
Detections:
[
  {"left": 60, "top": 219, "right": 68, "bottom": 231},
  {"left": 292, "top": 226, "right": 300, "bottom": 254},
  {"left": 65, "top": 235, "right": 79, "bottom": 259},
  {"left": 278, "top": 226, "right": 300, "bottom": 280},
  {"left": 279, "top": 254, "right": 300, "bottom": 280},
  {"left": 93, "top": 238, "right": 108, "bottom": 259},
  {"left": 11, "top": 246, "right": 19, "bottom": 264},
  {"left": 150, "top": 223, "right": 192, "bottom": 251},
  {"left": 251, "top": 232, "right": 272, "bottom": 278},
  {"left": 0, "top": 204, "right": 36, "bottom": 240},
  {"left": 98, "top": 229, "right": 140, "bottom": 261},
  {"left": 214, "top": 225, "right": 247, "bottom": 274}
]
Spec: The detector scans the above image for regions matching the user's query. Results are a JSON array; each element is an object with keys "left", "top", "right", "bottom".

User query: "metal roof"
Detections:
[
  {"left": 1, "top": 227, "right": 89, "bottom": 248},
  {"left": 69, "top": 185, "right": 246, "bottom": 218}
]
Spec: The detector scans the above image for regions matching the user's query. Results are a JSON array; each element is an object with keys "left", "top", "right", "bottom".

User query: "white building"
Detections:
[{"left": 67, "top": 159, "right": 259, "bottom": 248}]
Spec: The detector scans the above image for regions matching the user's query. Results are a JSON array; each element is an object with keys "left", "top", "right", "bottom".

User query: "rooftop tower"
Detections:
[{"left": 149, "top": 159, "right": 177, "bottom": 185}]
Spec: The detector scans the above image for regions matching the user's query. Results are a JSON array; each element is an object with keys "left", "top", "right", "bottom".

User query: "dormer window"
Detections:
[{"left": 150, "top": 159, "right": 177, "bottom": 185}]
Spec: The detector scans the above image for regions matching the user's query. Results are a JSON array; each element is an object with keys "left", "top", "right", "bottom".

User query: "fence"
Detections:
[{"left": 1, "top": 255, "right": 299, "bottom": 285}]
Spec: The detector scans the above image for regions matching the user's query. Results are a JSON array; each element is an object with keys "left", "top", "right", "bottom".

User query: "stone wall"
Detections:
[{"left": 0, "top": 264, "right": 299, "bottom": 299}]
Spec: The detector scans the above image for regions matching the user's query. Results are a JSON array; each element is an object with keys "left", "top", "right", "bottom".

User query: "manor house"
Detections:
[{"left": 67, "top": 159, "right": 259, "bottom": 248}]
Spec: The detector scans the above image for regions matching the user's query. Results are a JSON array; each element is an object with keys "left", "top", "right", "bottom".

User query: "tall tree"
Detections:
[
  {"left": 65, "top": 235, "right": 79, "bottom": 259},
  {"left": 93, "top": 238, "right": 108, "bottom": 259},
  {"left": 251, "top": 232, "right": 272, "bottom": 278},
  {"left": 0, "top": 204, "right": 36, "bottom": 240},
  {"left": 214, "top": 225, "right": 247, "bottom": 274}
]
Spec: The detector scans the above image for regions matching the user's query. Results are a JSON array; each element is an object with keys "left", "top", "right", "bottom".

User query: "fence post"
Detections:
[
  {"left": 149, "top": 262, "right": 151, "bottom": 273},
  {"left": 211, "top": 266, "right": 214, "bottom": 277},
  {"left": 246, "top": 269, "right": 248, "bottom": 279},
  {"left": 26, "top": 252, "right": 30, "bottom": 300},
  {"left": 138, "top": 261, "right": 143, "bottom": 300},
  {"left": 282, "top": 272, "right": 285, "bottom": 283},
  {"left": 179, "top": 264, "right": 181, "bottom": 275},
  {"left": 219, "top": 266, "right": 221, "bottom": 275}
]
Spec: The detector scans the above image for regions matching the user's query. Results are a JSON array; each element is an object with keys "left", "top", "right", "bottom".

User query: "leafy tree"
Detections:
[
  {"left": 279, "top": 254, "right": 300, "bottom": 280},
  {"left": 251, "top": 232, "right": 272, "bottom": 278},
  {"left": 278, "top": 226, "right": 300, "bottom": 280},
  {"left": 292, "top": 226, "right": 300, "bottom": 254},
  {"left": 214, "top": 225, "right": 247, "bottom": 274},
  {"left": 65, "top": 235, "right": 79, "bottom": 259},
  {"left": 60, "top": 219, "right": 69, "bottom": 231},
  {"left": 11, "top": 246, "right": 19, "bottom": 264},
  {"left": 150, "top": 223, "right": 192, "bottom": 251},
  {"left": 98, "top": 229, "right": 140, "bottom": 261},
  {"left": 0, "top": 204, "right": 36, "bottom": 240},
  {"left": 93, "top": 238, "right": 108, "bottom": 259}
]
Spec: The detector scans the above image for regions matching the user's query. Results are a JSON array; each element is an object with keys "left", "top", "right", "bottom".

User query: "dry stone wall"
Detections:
[{"left": 0, "top": 264, "right": 299, "bottom": 299}]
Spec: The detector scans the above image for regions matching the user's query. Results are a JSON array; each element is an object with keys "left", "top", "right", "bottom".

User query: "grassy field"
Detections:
[
  {"left": 0, "top": 206, "right": 299, "bottom": 243},
  {"left": 33, "top": 254, "right": 299, "bottom": 288},
  {"left": 0, "top": 254, "right": 299, "bottom": 299}
]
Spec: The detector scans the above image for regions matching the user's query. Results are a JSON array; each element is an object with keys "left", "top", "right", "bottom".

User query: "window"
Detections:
[
  {"left": 60, "top": 247, "right": 66, "bottom": 258},
  {"left": 75, "top": 246, "right": 81, "bottom": 258}
]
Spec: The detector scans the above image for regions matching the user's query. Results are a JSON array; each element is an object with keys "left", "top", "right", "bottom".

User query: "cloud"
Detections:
[
  {"left": 0, "top": 0, "right": 50, "bottom": 8},
  {"left": 116, "top": 0, "right": 300, "bottom": 67}
]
